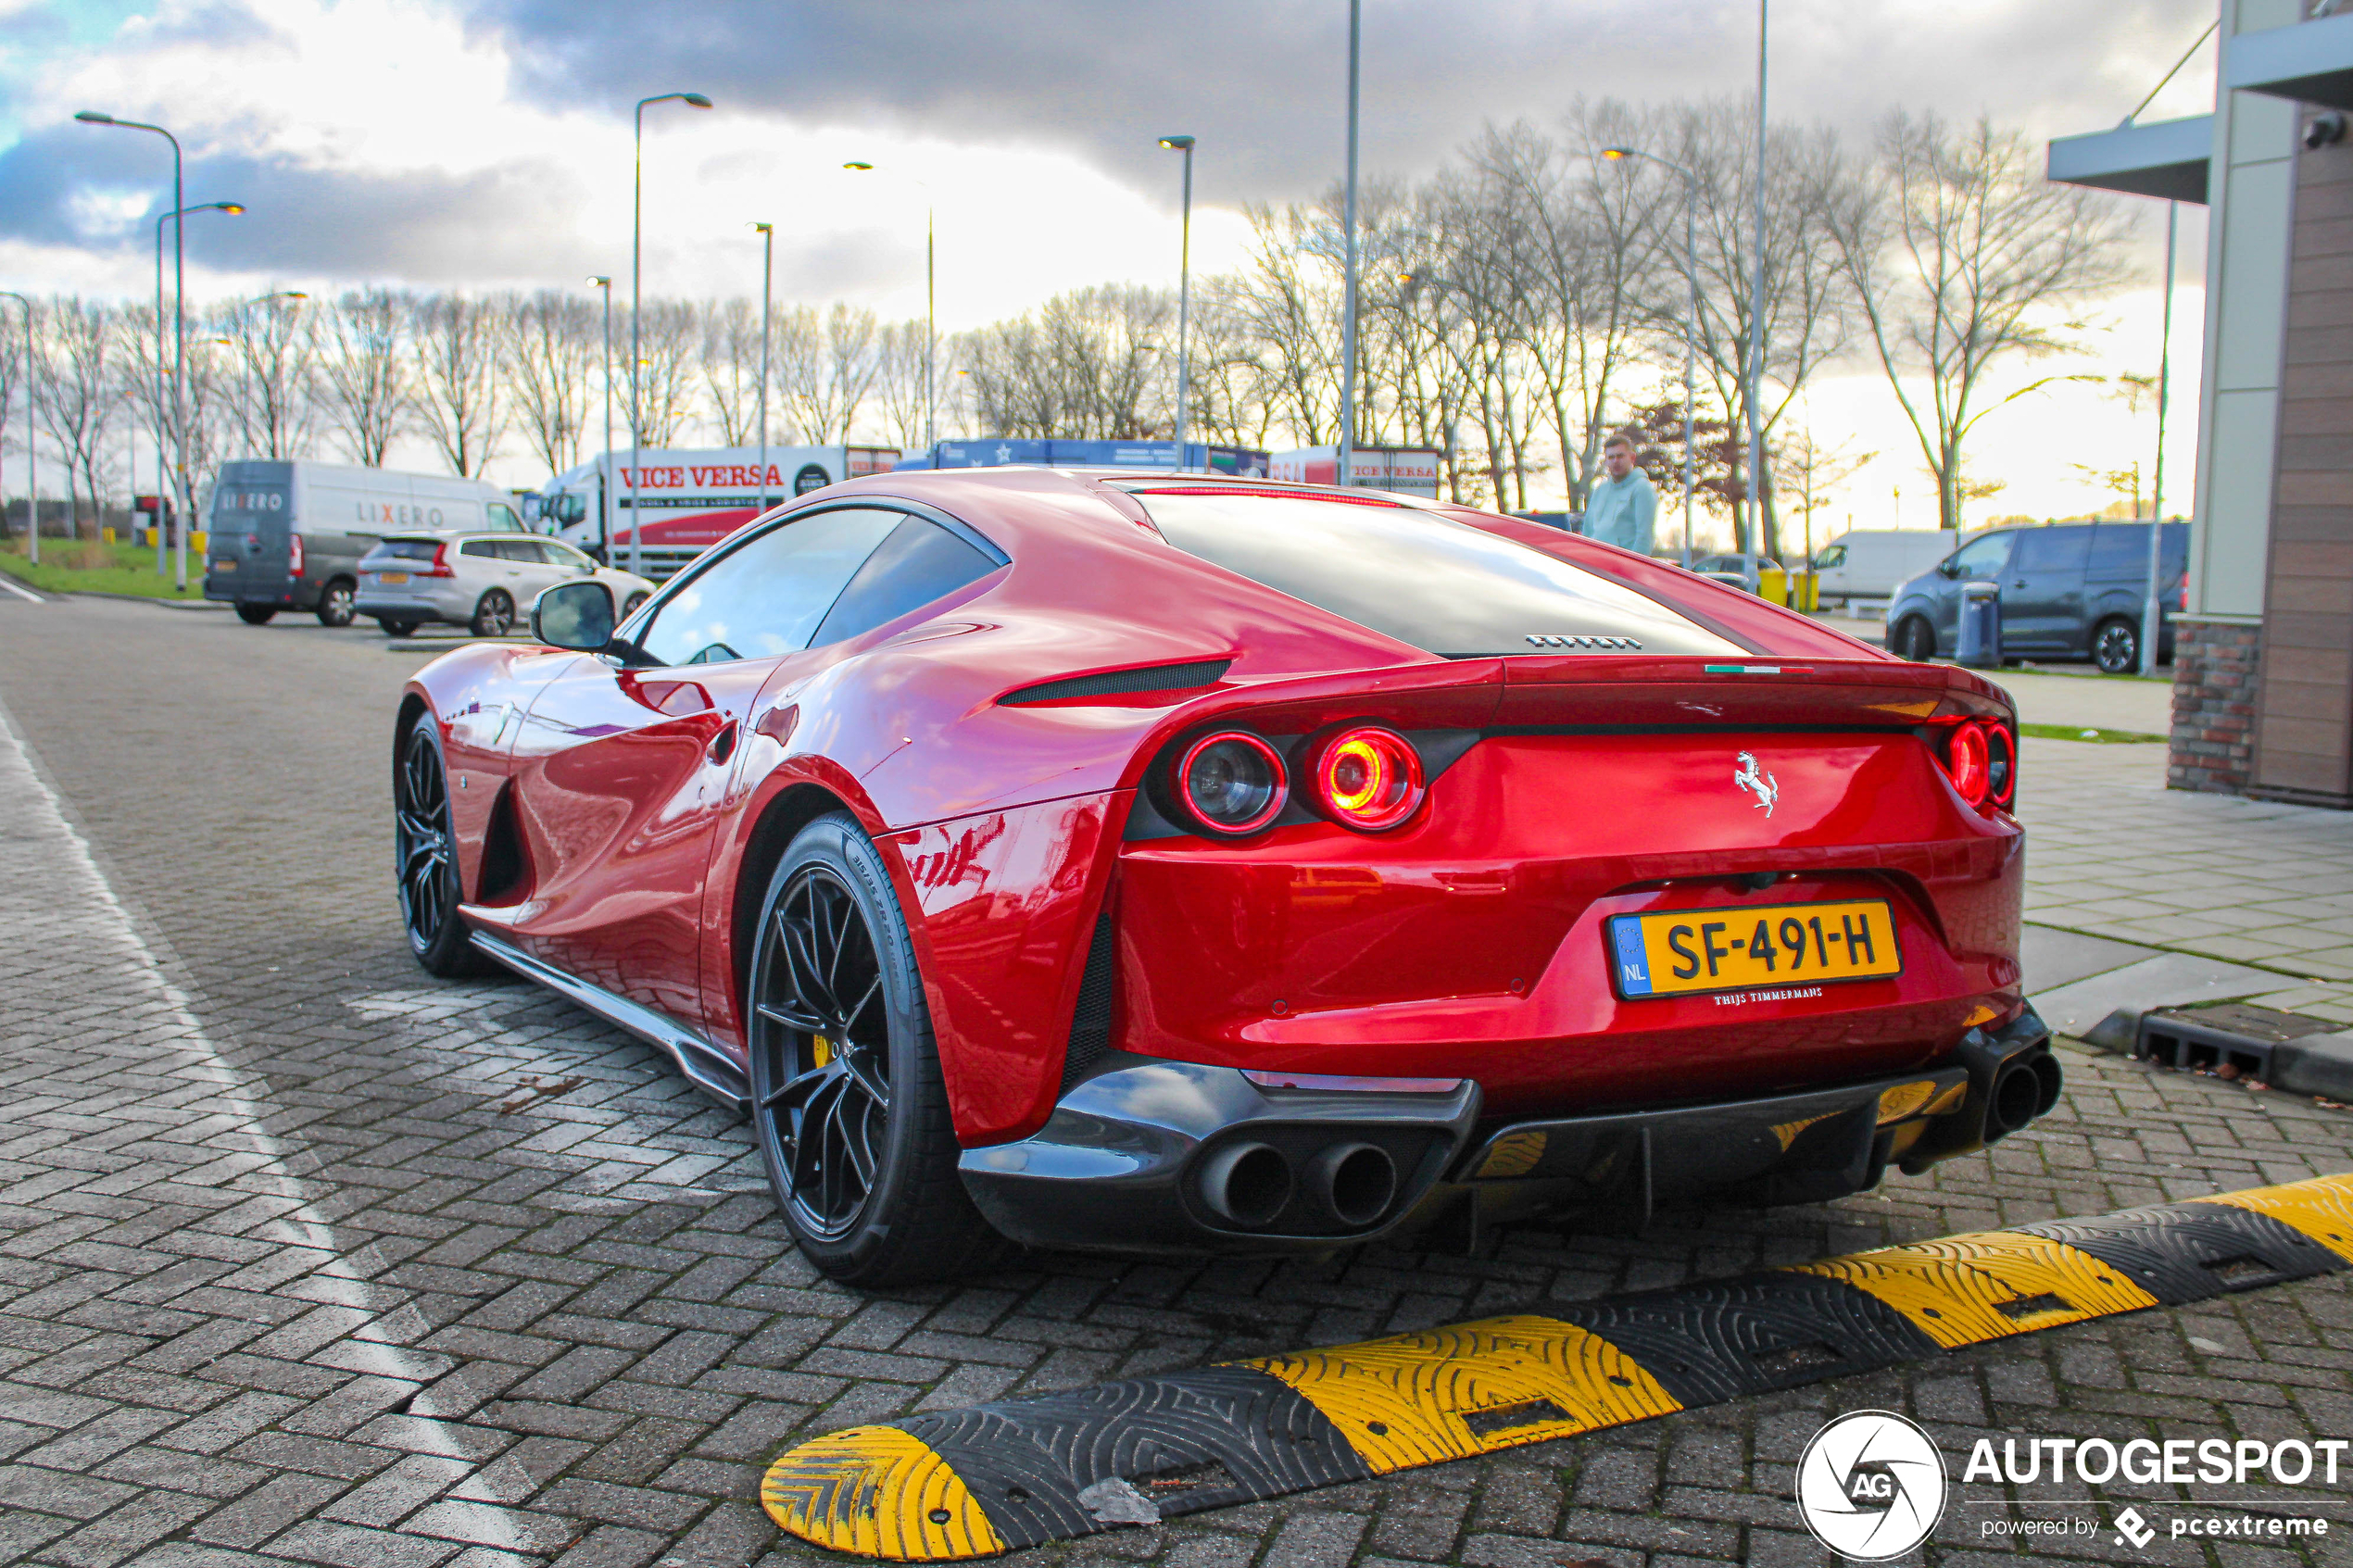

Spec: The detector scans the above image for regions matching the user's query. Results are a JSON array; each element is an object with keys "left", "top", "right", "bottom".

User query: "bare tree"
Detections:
[
  {"left": 871, "top": 319, "right": 928, "bottom": 450},
  {"left": 780, "top": 304, "right": 881, "bottom": 443},
  {"left": 504, "top": 290, "right": 597, "bottom": 477},
  {"left": 698, "top": 297, "right": 764, "bottom": 446},
  {"left": 1830, "top": 110, "right": 2133, "bottom": 533},
  {"left": 1772, "top": 424, "right": 1875, "bottom": 566},
  {"left": 411, "top": 292, "right": 505, "bottom": 477},
  {"left": 1664, "top": 97, "right": 1858, "bottom": 558},
  {"left": 317, "top": 289, "right": 411, "bottom": 466},
  {"left": 221, "top": 294, "right": 318, "bottom": 461},
  {"left": 1228, "top": 202, "right": 1343, "bottom": 446},
  {"left": 1452, "top": 108, "right": 1676, "bottom": 508},
  {"left": 631, "top": 298, "right": 700, "bottom": 448},
  {"left": 36, "top": 298, "right": 123, "bottom": 538}
]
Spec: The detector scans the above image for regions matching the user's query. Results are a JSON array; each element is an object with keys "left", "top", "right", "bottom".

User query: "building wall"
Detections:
[
  {"left": 2253, "top": 113, "right": 2353, "bottom": 805},
  {"left": 2187, "top": 0, "right": 2303, "bottom": 623}
]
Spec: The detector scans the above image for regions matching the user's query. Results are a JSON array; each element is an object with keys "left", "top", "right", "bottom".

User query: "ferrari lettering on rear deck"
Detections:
[{"left": 1608, "top": 900, "right": 1902, "bottom": 1000}]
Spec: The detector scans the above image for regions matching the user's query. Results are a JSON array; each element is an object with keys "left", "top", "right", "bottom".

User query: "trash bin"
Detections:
[
  {"left": 1957, "top": 580, "right": 2002, "bottom": 667},
  {"left": 1757, "top": 565, "right": 1789, "bottom": 606}
]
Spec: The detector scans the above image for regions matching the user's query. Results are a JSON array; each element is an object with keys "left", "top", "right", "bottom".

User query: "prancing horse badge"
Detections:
[{"left": 1733, "top": 751, "right": 1779, "bottom": 816}]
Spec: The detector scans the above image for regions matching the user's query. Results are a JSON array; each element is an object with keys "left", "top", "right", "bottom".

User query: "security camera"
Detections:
[{"left": 2307, "top": 111, "right": 2347, "bottom": 150}]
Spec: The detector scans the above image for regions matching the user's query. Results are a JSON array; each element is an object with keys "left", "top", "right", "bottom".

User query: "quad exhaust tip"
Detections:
[
  {"left": 1197, "top": 1141, "right": 1293, "bottom": 1228},
  {"left": 1197, "top": 1139, "right": 1401, "bottom": 1231},
  {"left": 1990, "top": 1051, "right": 2061, "bottom": 1136},
  {"left": 1307, "top": 1142, "right": 1397, "bottom": 1228}
]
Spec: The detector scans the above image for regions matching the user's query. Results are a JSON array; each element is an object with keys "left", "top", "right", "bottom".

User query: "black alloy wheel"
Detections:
[
  {"left": 2093, "top": 617, "right": 2140, "bottom": 676},
  {"left": 316, "top": 578, "right": 357, "bottom": 627},
  {"left": 396, "top": 714, "right": 489, "bottom": 976},
  {"left": 235, "top": 604, "right": 276, "bottom": 626},
  {"left": 622, "top": 590, "right": 650, "bottom": 621},
  {"left": 1893, "top": 616, "right": 1935, "bottom": 662},
  {"left": 471, "top": 589, "right": 515, "bottom": 638},
  {"left": 747, "top": 813, "right": 1009, "bottom": 1285}
]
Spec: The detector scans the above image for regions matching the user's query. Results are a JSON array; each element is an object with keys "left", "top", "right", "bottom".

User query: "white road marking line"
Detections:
[
  {"left": 0, "top": 573, "right": 44, "bottom": 603},
  {"left": 0, "top": 699, "right": 530, "bottom": 1549}
]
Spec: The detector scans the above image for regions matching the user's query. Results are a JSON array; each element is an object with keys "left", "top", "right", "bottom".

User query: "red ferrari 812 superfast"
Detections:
[{"left": 394, "top": 468, "right": 2055, "bottom": 1285}]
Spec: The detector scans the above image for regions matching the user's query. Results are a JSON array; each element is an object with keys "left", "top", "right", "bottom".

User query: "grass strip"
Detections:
[{"left": 2019, "top": 722, "right": 2168, "bottom": 745}]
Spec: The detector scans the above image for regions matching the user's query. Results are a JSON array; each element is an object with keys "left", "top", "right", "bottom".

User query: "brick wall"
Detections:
[{"left": 2170, "top": 617, "right": 2263, "bottom": 794}]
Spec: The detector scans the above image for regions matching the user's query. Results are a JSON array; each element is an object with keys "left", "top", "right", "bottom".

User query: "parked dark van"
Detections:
[{"left": 1886, "top": 521, "right": 2187, "bottom": 673}]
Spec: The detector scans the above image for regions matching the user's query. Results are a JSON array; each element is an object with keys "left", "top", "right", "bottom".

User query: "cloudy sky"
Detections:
[{"left": 1, "top": 0, "right": 2220, "bottom": 517}]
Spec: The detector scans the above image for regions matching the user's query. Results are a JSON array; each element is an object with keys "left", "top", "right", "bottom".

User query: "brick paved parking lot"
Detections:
[{"left": 4, "top": 596, "right": 2353, "bottom": 1567}]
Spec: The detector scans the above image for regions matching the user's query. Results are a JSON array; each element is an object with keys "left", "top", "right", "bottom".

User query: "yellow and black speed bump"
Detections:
[{"left": 761, "top": 1173, "right": 2353, "bottom": 1560}]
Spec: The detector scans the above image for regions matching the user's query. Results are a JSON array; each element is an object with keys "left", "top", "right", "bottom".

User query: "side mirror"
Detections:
[
  {"left": 1937, "top": 559, "right": 1962, "bottom": 579},
  {"left": 532, "top": 580, "right": 615, "bottom": 650}
]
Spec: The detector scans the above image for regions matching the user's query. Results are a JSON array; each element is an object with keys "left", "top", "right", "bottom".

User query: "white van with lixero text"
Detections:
[{"left": 204, "top": 460, "right": 527, "bottom": 628}]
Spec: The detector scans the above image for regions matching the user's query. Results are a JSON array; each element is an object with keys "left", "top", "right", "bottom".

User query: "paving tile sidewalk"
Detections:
[{"left": 2016, "top": 737, "right": 2353, "bottom": 1027}]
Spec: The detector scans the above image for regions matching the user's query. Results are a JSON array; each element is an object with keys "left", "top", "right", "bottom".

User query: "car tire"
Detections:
[
  {"left": 315, "top": 578, "right": 358, "bottom": 627},
  {"left": 470, "top": 589, "right": 515, "bottom": 638},
  {"left": 1892, "top": 615, "right": 1935, "bottom": 662},
  {"left": 746, "top": 811, "right": 1013, "bottom": 1286},
  {"left": 235, "top": 605, "right": 276, "bottom": 626},
  {"left": 2093, "top": 617, "right": 2139, "bottom": 675},
  {"left": 622, "top": 590, "right": 649, "bottom": 621},
  {"left": 395, "top": 712, "right": 494, "bottom": 978},
  {"left": 375, "top": 617, "right": 422, "bottom": 638}
]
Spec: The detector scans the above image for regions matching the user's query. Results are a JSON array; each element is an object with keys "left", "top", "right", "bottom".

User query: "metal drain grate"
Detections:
[{"left": 2135, "top": 1003, "right": 2340, "bottom": 1080}]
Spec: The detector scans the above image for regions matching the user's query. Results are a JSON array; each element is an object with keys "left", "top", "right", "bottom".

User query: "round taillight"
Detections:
[
  {"left": 1311, "top": 725, "right": 1426, "bottom": 832},
  {"left": 1175, "top": 732, "right": 1288, "bottom": 835},
  {"left": 1985, "top": 723, "right": 2016, "bottom": 807},
  {"left": 1944, "top": 721, "right": 1991, "bottom": 807}
]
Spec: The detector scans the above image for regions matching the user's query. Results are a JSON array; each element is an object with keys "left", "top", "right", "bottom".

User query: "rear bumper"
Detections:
[
  {"left": 205, "top": 576, "right": 320, "bottom": 608},
  {"left": 358, "top": 585, "right": 468, "bottom": 621},
  {"left": 960, "top": 1007, "right": 2057, "bottom": 1257}
]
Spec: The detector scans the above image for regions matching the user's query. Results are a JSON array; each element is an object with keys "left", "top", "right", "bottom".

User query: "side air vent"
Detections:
[
  {"left": 1061, "top": 914, "right": 1119, "bottom": 1091},
  {"left": 1000, "top": 659, "right": 1232, "bottom": 706}
]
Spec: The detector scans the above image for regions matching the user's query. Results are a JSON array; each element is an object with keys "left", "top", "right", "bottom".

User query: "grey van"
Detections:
[
  {"left": 204, "top": 459, "right": 527, "bottom": 626},
  {"left": 1886, "top": 521, "right": 2187, "bottom": 673}
]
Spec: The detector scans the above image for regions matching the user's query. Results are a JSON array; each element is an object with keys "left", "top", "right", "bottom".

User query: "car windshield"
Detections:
[{"left": 1130, "top": 493, "right": 1743, "bottom": 658}]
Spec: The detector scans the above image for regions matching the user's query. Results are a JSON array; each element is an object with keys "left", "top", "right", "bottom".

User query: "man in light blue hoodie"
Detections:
[{"left": 1580, "top": 432, "right": 1656, "bottom": 556}]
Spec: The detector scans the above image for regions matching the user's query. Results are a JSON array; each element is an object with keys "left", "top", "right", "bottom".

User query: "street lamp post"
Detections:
[
  {"left": 1158, "top": 135, "right": 1196, "bottom": 470},
  {"left": 750, "top": 222, "right": 774, "bottom": 511},
  {"left": 1, "top": 293, "right": 36, "bottom": 566},
  {"left": 1744, "top": 1, "right": 1768, "bottom": 580},
  {"left": 844, "top": 162, "right": 936, "bottom": 462},
  {"left": 1339, "top": 0, "right": 1362, "bottom": 490},
  {"left": 152, "top": 200, "right": 243, "bottom": 575},
  {"left": 587, "top": 276, "right": 612, "bottom": 559},
  {"left": 631, "top": 91, "right": 713, "bottom": 579},
  {"left": 1603, "top": 147, "right": 1699, "bottom": 569},
  {"left": 2143, "top": 201, "right": 2179, "bottom": 676},
  {"left": 77, "top": 110, "right": 196, "bottom": 588}
]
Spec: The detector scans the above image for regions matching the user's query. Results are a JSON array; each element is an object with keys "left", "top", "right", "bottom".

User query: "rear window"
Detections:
[
  {"left": 1131, "top": 493, "right": 1743, "bottom": 658},
  {"left": 366, "top": 539, "right": 442, "bottom": 562}
]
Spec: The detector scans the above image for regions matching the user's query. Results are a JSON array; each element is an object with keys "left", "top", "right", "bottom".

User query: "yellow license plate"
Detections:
[
  {"left": 1607, "top": 899, "right": 1901, "bottom": 999},
  {"left": 379, "top": 571, "right": 410, "bottom": 584}
]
